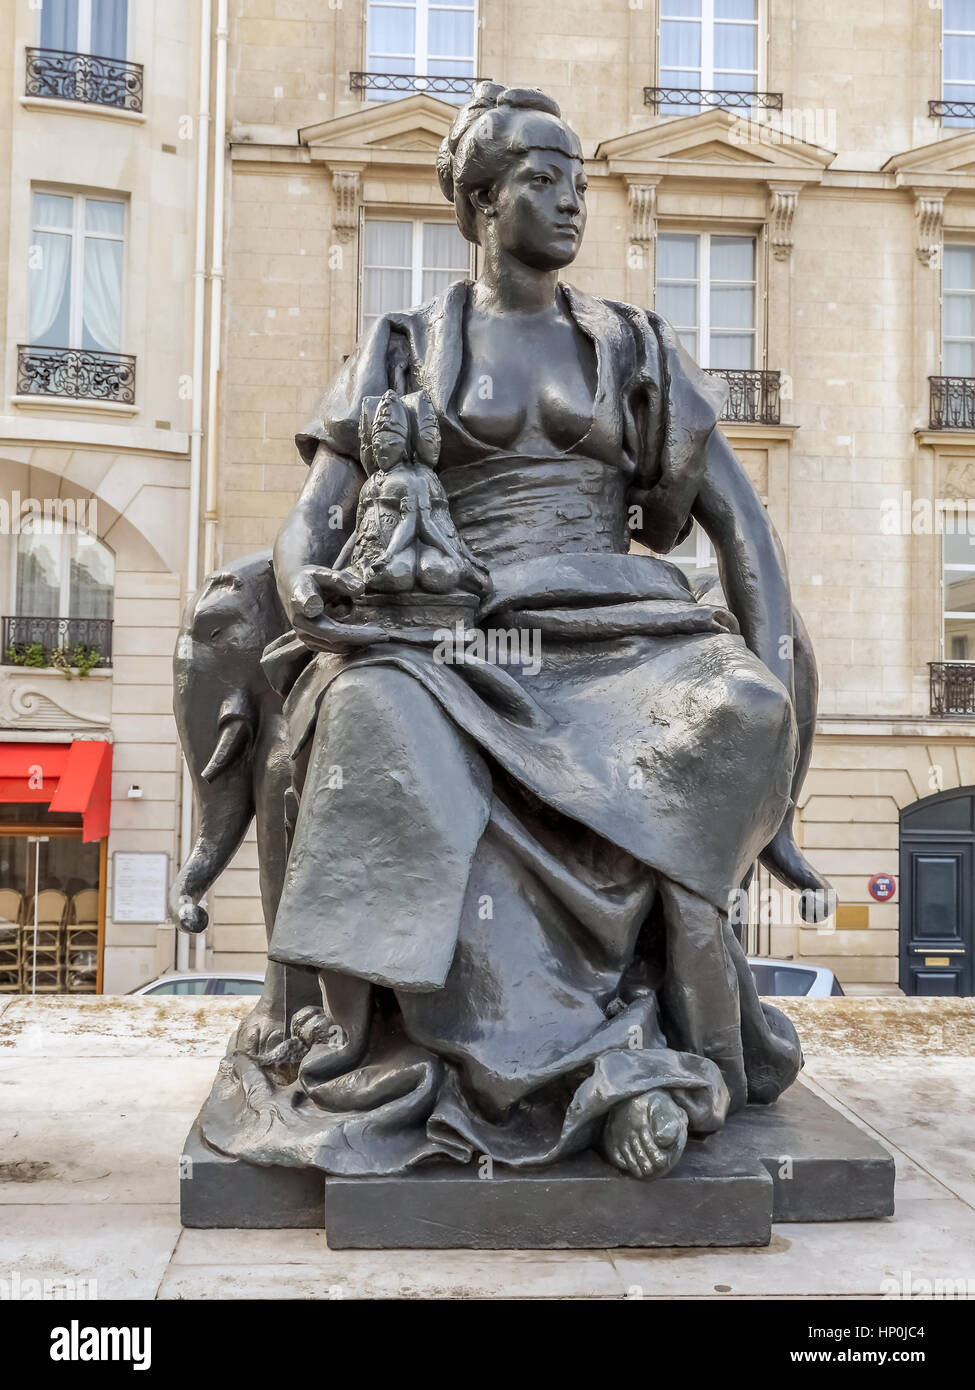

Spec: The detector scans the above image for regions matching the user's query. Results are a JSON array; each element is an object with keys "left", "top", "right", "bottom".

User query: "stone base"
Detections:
[{"left": 179, "top": 1082, "right": 895, "bottom": 1248}]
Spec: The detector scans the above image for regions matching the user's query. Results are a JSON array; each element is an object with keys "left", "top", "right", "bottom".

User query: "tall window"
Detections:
[
  {"left": 944, "top": 244, "right": 975, "bottom": 376},
  {"left": 39, "top": 0, "right": 128, "bottom": 59},
  {"left": 944, "top": 533, "right": 975, "bottom": 660},
  {"left": 656, "top": 231, "right": 756, "bottom": 369},
  {"left": 662, "top": 522, "right": 716, "bottom": 587},
  {"left": 16, "top": 531, "right": 114, "bottom": 623},
  {"left": 943, "top": 1, "right": 975, "bottom": 129},
  {"left": 29, "top": 192, "right": 125, "bottom": 353},
  {"left": 361, "top": 218, "right": 470, "bottom": 331},
  {"left": 366, "top": 0, "right": 475, "bottom": 101},
  {"left": 659, "top": 0, "right": 759, "bottom": 114}
]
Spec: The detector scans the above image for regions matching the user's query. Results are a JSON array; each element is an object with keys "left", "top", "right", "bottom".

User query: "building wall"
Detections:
[
  {"left": 200, "top": 2, "right": 975, "bottom": 990},
  {"left": 0, "top": 2, "right": 200, "bottom": 992}
]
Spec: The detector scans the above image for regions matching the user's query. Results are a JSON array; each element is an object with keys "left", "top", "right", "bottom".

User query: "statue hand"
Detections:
[{"left": 288, "top": 565, "right": 387, "bottom": 654}]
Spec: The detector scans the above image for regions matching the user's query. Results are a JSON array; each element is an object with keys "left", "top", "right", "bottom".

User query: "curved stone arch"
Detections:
[
  {"left": 900, "top": 781, "right": 975, "bottom": 829},
  {"left": 0, "top": 447, "right": 183, "bottom": 579}
]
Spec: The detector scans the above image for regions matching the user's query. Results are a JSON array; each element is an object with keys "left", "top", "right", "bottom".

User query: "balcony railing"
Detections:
[
  {"left": 706, "top": 368, "right": 781, "bottom": 425},
  {"left": 930, "top": 376, "right": 975, "bottom": 430},
  {"left": 25, "top": 47, "right": 144, "bottom": 113},
  {"left": 350, "top": 71, "right": 486, "bottom": 101},
  {"left": 930, "top": 662, "right": 975, "bottom": 717},
  {"left": 17, "top": 346, "right": 136, "bottom": 405},
  {"left": 929, "top": 98, "right": 975, "bottom": 124},
  {"left": 2, "top": 617, "right": 113, "bottom": 670},
  {"left": 645, "top": 86, "right": 783, "bottom": 113}
]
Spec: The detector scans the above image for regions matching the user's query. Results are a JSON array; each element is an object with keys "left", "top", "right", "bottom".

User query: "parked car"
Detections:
[
  {"left": 128, "top": 971, "right": 265, "bottom": 997},
  {"left": 747, "top": 957, "right": 844, "bottom": 997}
]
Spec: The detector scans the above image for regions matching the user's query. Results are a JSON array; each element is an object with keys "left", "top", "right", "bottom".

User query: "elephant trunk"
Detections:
[{"left": 170, "top": 690, "right": 258, "bottom": 935}]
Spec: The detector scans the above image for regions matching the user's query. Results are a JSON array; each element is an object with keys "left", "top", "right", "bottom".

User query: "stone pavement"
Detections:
[{"left": 0, "top": 995, "right": 973, "bottom": 1300}]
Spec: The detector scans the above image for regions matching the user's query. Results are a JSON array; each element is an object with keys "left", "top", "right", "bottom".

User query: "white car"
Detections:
[
  {"left": 128, "top": 971, "right": 265, "bottom": 997},
  {"left": 747, "top": 957, "right": 844, "bottom": 997}
]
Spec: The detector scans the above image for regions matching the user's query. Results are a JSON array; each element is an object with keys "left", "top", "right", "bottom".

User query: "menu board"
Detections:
[{"left": 112, "top": 852, "right": 169, "bottom": 924}]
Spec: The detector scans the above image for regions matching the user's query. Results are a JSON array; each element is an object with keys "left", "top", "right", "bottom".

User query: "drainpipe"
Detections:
[
  {"left": 203, "top": 0, "right": 228, "bottom": 581},
  {"left": 178, "top": 0, "right": 212, "bottom": 974},
  {"left": 195, "top": 0, "right": 229, "bottom": 971}
]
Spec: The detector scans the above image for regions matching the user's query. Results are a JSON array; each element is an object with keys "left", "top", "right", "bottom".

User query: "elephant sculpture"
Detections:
[{"left": 169, "top": 551, "right": 319, "bottom": 1054}]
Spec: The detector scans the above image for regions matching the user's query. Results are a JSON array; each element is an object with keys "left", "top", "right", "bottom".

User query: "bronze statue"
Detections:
[{"left": 174, "top": 84, "right": 834, "bottom": 1189}]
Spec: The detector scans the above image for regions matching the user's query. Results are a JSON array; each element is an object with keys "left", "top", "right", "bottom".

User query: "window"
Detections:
[
  {"left": 29, "top": 192, "right": 125, "bottom": 353},
  {"left": 656, "top": 231, "right": 756, "bottom": 369},
  {"left": 660, "top": 522, "right": 716, "bottom": 589},
  {"left": 944, "top": 532, "right": 975, "bottom": 661},
  {"left": 15, "top": 530, "right": 114, "bottom": 623},
  {"left": 361, "top": 218, "right": 470, "bottom": 331},
  {"left": 659, "top": 0, "right": 759, "bottom": 114},
  {"left": 944, "top": 244, "right": 975, "bottom": 377},
  {"left": 39, "top": 0, "right": 128, "bottom": 60},
  {"left": 943, "top": 0, "right": 975, "bottom": 128},
  {"left": 365, "top": 0, "right": 476, "bottom": 101}
]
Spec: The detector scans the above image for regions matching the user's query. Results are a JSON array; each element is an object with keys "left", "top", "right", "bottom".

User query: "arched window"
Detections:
[{"left": 16, "top": 528, "right": 114, "bottom": 622}]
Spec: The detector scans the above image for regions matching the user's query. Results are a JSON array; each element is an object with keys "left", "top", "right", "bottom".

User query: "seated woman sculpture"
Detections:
[{"left": 201, "top": 83, "right": 832, "bottom": 1182}]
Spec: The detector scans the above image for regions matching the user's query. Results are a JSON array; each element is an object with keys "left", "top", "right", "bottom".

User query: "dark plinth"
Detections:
[{"left": 180, "top": 1082, "right": 895, "bottom": 1247}]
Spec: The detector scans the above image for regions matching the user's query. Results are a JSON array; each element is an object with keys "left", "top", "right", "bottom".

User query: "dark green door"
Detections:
[{"left": 900, "top": 789, "right": 975, "bottom": 996}]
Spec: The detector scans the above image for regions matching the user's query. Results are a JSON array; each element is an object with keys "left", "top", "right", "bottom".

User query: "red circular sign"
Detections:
[{"left": 868, "top": 873, "right": 896, "bottom": 902}]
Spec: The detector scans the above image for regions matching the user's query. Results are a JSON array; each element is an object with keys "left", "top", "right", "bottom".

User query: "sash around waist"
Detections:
[{"left": 439, "top": 455, "right": 630, "bottom": 567}]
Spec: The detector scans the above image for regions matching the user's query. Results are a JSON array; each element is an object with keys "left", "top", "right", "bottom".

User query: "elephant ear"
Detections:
[
  {"left": 201, "top": 692, "right": 255, "bottom": 783},
  {"left": 410, "top": 390, "right": 441, "bottom": 469}
]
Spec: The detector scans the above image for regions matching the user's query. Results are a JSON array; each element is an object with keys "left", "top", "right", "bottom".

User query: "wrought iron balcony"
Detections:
[
  {"left": 930, "top": 376, "right": 975, "bottom": 430},
  {"left": 645, "top": 86, "right": 783, "bottom": 113},
  {"left": 929, "top": 98, "right": 975, "bottom": 123},
  {"left": 706, "top": 368, "right": 781, "bottom": 425},
  {"left": 25, "top": 47, "right": 143, "bottom": 113},
  {"left": 350, "top": 71, "right": 486, "bottom": 101},
  {"left": 930, "top": 662, "right": 975, "bottom": 717},
  {"left": 17, "top": 346, "right": 136, "bottom": 405},
  {"left": 3, "top": 617, "right": 113, "bottom": 670}
]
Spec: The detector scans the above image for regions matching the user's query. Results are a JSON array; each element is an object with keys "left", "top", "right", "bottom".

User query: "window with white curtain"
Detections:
[
  {"left": 38, "top": 0, "right": 128, "bottom": 59},
  {"left": 943, "top": 0, "right": 975, "bottom": 129},
  {"left": 15, "top": 530, "right": 114, "bottom": 623},
  {"left": 943, "top": 244, "right": 975, "bottom": 376},
  {"left": 944, "top": 532, "right": 975, "bottom": 661},
  {"left": 655, "top": 231, "right": 756, "bottom": 369},
  {"left": 366, "top": 0, "right": 476, "bottom": 101},
  {"left": 29, "top": 192, "right": 125, "bottom": 353},
  {"left": 658, "top": 0, "right": 759, "bottom": 114},
  {"left": 660, "top": 521, "right": 717, "bottom": 586},
  {"left": 361, "top": 218, "right": 470, "bottom": 332}
]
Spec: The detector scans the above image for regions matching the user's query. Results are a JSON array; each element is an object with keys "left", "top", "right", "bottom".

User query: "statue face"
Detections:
[
  {"left": 488, "top": 148, "right": 587, "bottom": 271},
  {"left": 372, "top": 426, "right": 408, "bottom": 471}
]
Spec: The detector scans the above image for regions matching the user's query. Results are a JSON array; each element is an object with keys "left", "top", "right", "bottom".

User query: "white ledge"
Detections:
[
  {"left": 20, "top": 95, "right": 146, "bottom": 125},
  {"left": 0, "top": 412, "right": 189, "bottom": 458},
  {"left": 11, "top": 394, "right": 138, "bottom": 419}
]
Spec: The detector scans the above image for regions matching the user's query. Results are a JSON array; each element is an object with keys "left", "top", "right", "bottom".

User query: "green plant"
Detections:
[
  {"left": 4, "top": 642, "right": 103, "bottom": 678},
  {"left": 5, "top": 641, "right": 47, "bottom": 668},
  {"left": 50, "top": 644, "right": 103, "bottom": 679}
]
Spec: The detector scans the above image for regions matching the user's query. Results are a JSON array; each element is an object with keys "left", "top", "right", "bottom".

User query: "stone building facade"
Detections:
[
  {"left": 0, "top": 2, "right": 202, "bottom": 993},
  {"left": 9, "top": 1, "right": 975, "bottom": 997},
  {"left": 206, "top": 0, "right": 975, "bottom": 997}
]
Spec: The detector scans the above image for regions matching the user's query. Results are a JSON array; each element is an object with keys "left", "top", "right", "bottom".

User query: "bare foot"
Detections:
[
  {"left": 237, "top": 999, "right": 286, "bottom": 1061},
  {"left": 601, "top": 1091, "right": 688, "bottom": 1180}
]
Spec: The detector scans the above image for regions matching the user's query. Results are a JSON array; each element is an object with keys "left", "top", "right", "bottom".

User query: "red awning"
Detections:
[{"left": 0, "top": 740, "right": 112, "bottom": 841}]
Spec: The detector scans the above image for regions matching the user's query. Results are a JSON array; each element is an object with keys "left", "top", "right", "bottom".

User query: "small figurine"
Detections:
[{"left": 333, "top": 389, "right": 491, "bottom": 600}]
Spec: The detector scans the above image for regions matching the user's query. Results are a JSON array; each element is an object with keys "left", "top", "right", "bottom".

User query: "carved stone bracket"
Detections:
[
  {"left": 914, "top": 191, "right": 945, "bottom": 267},
  {"left": 768, "top": 184, "right": 800, "bottom": 261},
  {"left": 627, "top": 182, "right": 657, "bottom": 249},
  {"left": 332, "top": 168, "right": 361, "bottom": 244}
]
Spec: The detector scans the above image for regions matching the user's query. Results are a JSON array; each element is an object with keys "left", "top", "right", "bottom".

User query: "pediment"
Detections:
[
  {"left": 299, "top": 94, "right": 455, "bottom": 160},
  {"left": 885, "top": 129, "right": 975, "bottom": 183},
  {"left": 595, "top": 109, "right": 835, "bottom": 180}
]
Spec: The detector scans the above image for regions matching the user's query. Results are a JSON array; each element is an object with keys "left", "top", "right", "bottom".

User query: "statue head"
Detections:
[
  {"left": 367, "top": 390, "right": 411, "bottom": 472},
  {"left": 437, "top": 83, "right": 586, "bottom": 271}
]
